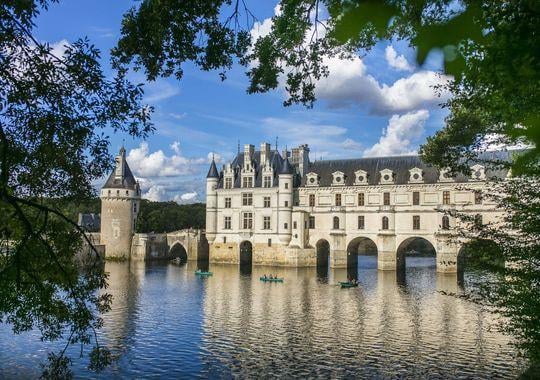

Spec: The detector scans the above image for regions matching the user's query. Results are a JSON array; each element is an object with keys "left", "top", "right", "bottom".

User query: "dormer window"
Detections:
[
  {"left": 263, "top": 176, "right": 272, "bottom": 188},
  {"left": 470, "top": 164, "right": 486, "bottom": 181},
  {"left": 380, "top": 169, "right": 394, "bottom": 184},
  {"left": 242, "top": 176, "right": 253, "bottom": 188},
  {"left": 439, "top": 167, "right": 454, "bottom": 182},
  {"left": 354, "top": 169, "right": 368, "bottom": 185},
  {"left": 332, "top": 171, "right": 345, "bottom": 186},
  {"left": 409, "top": 167, "right": 423, "bottom": 183},
  {"left": 306, "top": 172, "right": 319, "bottom": 187}
]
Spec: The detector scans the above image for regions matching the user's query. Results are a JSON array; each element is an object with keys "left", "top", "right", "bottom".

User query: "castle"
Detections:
[{"left": 205, "top": 143, "right": 509, "bottom": 272}]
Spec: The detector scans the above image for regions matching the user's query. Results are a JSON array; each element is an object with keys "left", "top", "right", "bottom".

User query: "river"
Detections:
[{"left": 0, "top": 256, "right": 525, "bottom": 378}]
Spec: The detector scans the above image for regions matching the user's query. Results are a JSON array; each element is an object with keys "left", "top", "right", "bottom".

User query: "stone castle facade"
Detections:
[{"left": 205, "top": 143, "right": 511, "bottom": 272}]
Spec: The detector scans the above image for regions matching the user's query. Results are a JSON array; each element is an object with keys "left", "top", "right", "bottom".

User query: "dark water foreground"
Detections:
[{"left": 0, "top": 257, "right": 525, "bottom": 379}]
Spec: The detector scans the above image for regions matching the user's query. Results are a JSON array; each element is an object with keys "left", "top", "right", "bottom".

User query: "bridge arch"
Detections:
[
  {"left": 169, "top": 241, "right": 188, "bottom": 263},
  {"left": 346, "top": 237, "right": 378, "bottom": 268},
  {"left": 239, "top": 240, "right": 253, "bottom": 266},
  {"left": 396, "top": 236, "right": 436, "bottom": 270},
  {"left": 315, "top": 239, "right": 330, "bottom": 268}
]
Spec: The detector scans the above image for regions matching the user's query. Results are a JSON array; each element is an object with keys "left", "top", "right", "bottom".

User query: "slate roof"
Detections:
[
  {"left": 217, "top": 150, "right": 300, "bottom": 188},
  {"left": 279, "top": 157, "right": 294, "bottom": 175},
  {"left": 78, "top": 213, "right": 101, "bottom": 232},
  {"left": 207, "top": 159, "right": 219, "bottom": 178},
  {"left": 301, "top": 150, "right": 515, "bottom": 187},
  {"left": 103, "top": 157, "right": 138, "bottom": 189}
]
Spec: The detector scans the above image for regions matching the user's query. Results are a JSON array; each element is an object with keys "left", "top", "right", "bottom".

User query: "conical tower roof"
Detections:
[
  {"left": 206, "top": 158, "right": 219, "bottom": 178},
  {"left": 103, "top": 148, "right": 138, "bottom": 190},
  {"left": 279, "top": 156, "right": 294, "bottom": 175}
]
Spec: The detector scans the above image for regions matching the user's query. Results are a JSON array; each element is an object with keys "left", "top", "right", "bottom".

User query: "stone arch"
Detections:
[
  {"left": 316, "top": 239, "right": 330, "bottom": 268},
  {"left": 169, "top": 242, "right": 188, "bottom": 263},
  {"left": 346, "top": 237, "right": 378, "bottom": 268},
  {"left": 396, "top": 236, "right": 437, "bottom": 270},
  {"left": 239, "top": 240, "right": 253, "bottom": 266}
]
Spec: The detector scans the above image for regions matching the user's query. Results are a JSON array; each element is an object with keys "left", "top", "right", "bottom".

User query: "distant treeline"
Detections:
[
  {"left": 136, "top": 200, "right": 205, "bottom": 233},
  {"left": 43, "top": 197, "right": 205, "bottom": 233}
]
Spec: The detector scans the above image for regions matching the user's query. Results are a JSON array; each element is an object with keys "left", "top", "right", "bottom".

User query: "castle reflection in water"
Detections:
[{"left": 92, "top": 258, "right": 522, "bottom": 379}]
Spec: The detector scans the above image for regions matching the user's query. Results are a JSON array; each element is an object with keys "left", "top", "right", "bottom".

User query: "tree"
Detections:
[
  {"left": 0, "top": 1, "right": 152, "bottom": 376},
  {"left": 113, "top": 0, "right": 539, "bottom": 176}
]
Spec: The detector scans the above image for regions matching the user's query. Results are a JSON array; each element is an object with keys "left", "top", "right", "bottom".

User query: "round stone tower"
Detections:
[
  {"left": 205, "top": 157, "right": 219, "bottom": 244},
  {"left": 100, "top": 147, "right": 141, "bottom": 259},
  {"left": 278, "top": 154, "right": 294, "bottom": 244}
]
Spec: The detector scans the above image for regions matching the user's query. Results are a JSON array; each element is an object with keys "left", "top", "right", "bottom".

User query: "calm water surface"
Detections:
[{"left": 0, "top": 257, "right": 524, "bottom": 379}]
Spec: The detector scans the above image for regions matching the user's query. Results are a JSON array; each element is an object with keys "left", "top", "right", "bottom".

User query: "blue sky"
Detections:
[{"left": 35, "top": 1, "right": 450, "bottom": 203}]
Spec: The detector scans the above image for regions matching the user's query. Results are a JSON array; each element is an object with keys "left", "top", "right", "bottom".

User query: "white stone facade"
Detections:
[{"left": 206, "top": 143, "right": 509, "bottom": 272}]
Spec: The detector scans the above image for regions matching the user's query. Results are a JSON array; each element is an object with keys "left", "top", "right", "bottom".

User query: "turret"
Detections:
[
  {"left": 278, "top": 154, "right": 294, "bottom": 244},
  {"left": 100, "top": 147, "right": 141, "bottom": 259},
  {"left": 205, "top": 157, "right": 219, "bottom": 243}
]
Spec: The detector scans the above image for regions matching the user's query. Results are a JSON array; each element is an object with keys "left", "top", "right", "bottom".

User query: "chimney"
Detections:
[
  {"left": 244, "top": 144, "right": 254, "bottom": 167},
  {"left": 260, "top": 142, "right": 270, "bottom": 166},
  {"left": 291, "top": 144, "right": 310, "bottom": 176}
]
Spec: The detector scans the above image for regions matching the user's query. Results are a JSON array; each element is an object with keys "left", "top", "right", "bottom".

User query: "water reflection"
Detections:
[{"left": 0, "top": 257, "right": 524, "bottom": 379}]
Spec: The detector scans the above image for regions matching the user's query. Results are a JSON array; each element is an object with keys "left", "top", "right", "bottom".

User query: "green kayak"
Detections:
[
  {"left": 260, "top": 277, "right": 284, "bottom": 283},
  {"left": 339, "top": 281, "right": 358, "bottom": 288},
  {"left": 195, "top": 270, "right": 213, "bottom": 276}
]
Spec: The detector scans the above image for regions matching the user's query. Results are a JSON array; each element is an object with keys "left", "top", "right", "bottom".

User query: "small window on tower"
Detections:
[{"left": 284, "top": 183, "right": 289, "bottom": 189}]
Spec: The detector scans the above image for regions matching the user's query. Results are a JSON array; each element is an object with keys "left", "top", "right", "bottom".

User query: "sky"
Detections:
[{"left": 34, "top": 1, "right": 451, "bottom": 203}]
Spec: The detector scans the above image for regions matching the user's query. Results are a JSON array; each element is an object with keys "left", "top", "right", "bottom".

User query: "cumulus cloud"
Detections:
[
  {"left": 363, "top": 110, "right": 430, "bottom": 157},
  {"left": 207, "top": 152, "right": 223, "bottom": 164},
  {"left": 143, "top": 184, "right": 167, "bottom": 202},
  {"left": 316, "top": 57, "right": 450, "bottom": 114},
  {"left": 385, "top": 45, "right": 414, "bottom": 72},
  {"left": 174, "top": 191, "right": 199, "bottom": 204},
  {"left": 127, "top": 142, "right": 206, "bottom": 177}
]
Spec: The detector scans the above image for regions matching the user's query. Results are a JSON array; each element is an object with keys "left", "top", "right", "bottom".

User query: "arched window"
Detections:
[
  {"left": 382, "top": 216, "right": 389, "bottom": 230},
  {"left": 442, "top": 215, "right": 450, "bottom": 229},
  {"left": 333, "top": 216, "right": 340, "bottom": 230},
  {"left": 474, "top": 214, "right": 483, "bottom": 227}
]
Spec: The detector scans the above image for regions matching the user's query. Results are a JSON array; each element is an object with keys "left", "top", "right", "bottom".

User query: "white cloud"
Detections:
[
  {"left": 385, "top": 45, "right": 414, "bottom": 72},
  {"left": 342, "top": 138, "right": 363, "bottom": 150},
  {"left": 127, "top": 142, "right": 205, "bottom": 177},
  {"left": 316, "top": 56, "right": 450, "bottom": 114},
  {"left": 174, "top": 191, "right": 198, "bottom": 204},
  {"left": 143, "top": 184, "right": 167, "bottom": 202},
  {"left": 363, "top": 110, "right": 430, "bottom": 157},
  {"left": 169, "top": 112, "right": 187, "bottom": 120},
  {"left": 207, "top": 152, "right": 223, "bottom": 164}
]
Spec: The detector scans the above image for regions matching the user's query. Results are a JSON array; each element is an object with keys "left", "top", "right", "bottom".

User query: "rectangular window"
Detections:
[
  {"left": 225, "top": 177, "right": 233, "bottom": 189},
  {"left": 293, "top": 221, "right": 297, "bottom": 229},
  {"left": 263, "top": 196, "right": 271, "bottom": 208},
  {"left": 224, "top": 216, "right": 231, "bottom": 230},
  {"left": 309, "top": 194, "right": 315, "bottom": 207},
  {"left": 383, "top": 192, "right": 390, "bottom": 205},
  {"left": 284, "top": 200, "right": 289, "bottom": 207},
  {"left": 358, "top": 193, "right": 365, "bottom": 206},
  {"left": 413, "top": 191, "right": 420, "bottom": 205},
  {"left": 474, "top": 191, "right": 482, "bottom": 205},
  {"left": 242, "top": 212, "right": 253, "bottom": 229},
  {"left": 223, "top": 236, "right": 227, "bottom": 243},
  {"left": 413, "top": 215, "right": 420, "bottom": 230},
  {"left": 263, "top": 216, "right": 271, "bottom": 230},
  {"left": 335, "top": 194, "right": 342, "bottom": 206},
  {"left": 284, "top": 222, "right": 288, "bottom": 230},
  {"left": 242, "top": 176, "right": 253, "bottom": 188},
  {"left": 284, "top": 182, "right": 289, "bottom": 189},
  {"left": 309, "top": 216, "right": 315, "bottom": 229},
  {"left": 225, "top": 197, "right": 231, "bottom": 208},
  {"left": 268, "top": 238, "right": 272, "bottom": 247},
  {"left": 133, "top": 203, "right": 137, "bottom": 212},
  {"left": 242, "top": 193, "right": 253, "bottom": 206},
  {"left": 263, "top": 176, "right": 272, "bottom": 188},
  {"left": 443, "top": 190, "right": 450, "bottom": 205},
  {"left": 358, "top": 215, "right": 365, "bottom": 229}
]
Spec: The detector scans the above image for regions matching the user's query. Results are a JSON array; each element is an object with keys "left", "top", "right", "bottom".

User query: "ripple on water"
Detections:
[{"left": 0, "top": 259, "right": 526, "bottom": 379}]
